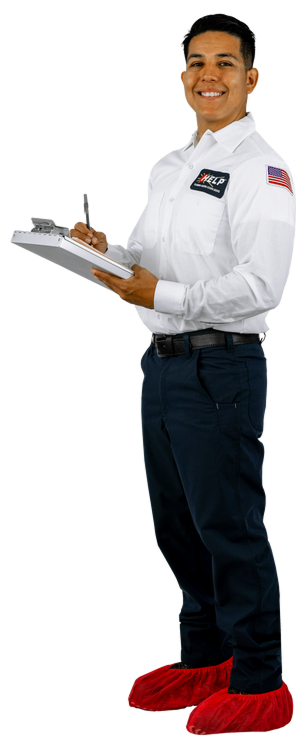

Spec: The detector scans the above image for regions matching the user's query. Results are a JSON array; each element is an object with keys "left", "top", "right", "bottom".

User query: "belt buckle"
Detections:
[
  {"left": 154, "top": 334, "right": 187, "bottom": 357},
  {"left": 156, "top": 335, "right": 174, "bottom": 354},
  {"left": 155, "top": 334, "right": 174, "bottom": 357}
]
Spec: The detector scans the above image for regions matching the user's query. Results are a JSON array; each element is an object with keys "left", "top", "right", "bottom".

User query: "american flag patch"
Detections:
[{"left": 267, "top": 166, "right": 293, "bottom": 195}]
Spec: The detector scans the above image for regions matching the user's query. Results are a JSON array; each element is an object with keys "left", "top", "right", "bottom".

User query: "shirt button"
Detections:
[
  {"left": 162, "top": 236, "right": 165, "bottom": 242},
  {"left": 169, "top": 197, "right": 175, "bottom": 202},
  {"left": 157, "top": 314, "right": 161, "bottom": 320},
  {"left": 188, "top": 164, "right": 194, "bottom": 169}
]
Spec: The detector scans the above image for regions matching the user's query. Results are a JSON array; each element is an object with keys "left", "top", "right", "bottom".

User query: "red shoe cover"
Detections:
[
  {"left": 128, "top": 657, "right": 233, "bottom": 711},
  {"left": 186, "top": 682, "right": 293, "bottom": 734}
]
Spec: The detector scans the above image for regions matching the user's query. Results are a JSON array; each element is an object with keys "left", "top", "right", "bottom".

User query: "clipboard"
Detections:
[{"left": 11, "top": 224, "right": 134, "bottom": 289}]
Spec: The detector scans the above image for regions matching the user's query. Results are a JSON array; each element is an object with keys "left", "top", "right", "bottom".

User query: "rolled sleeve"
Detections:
[{"left": 154, "top": 278, "right": 187, "bottom": 314}]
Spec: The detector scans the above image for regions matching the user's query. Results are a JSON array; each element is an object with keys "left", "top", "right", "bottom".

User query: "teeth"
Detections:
[{"left": 201, "top": 92, "right": 223, "bottom": 97}]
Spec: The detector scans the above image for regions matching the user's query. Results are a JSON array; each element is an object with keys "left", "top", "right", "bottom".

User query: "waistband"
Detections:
[{"left": 151, "top": 328, "right": 264, "bottom": 358}]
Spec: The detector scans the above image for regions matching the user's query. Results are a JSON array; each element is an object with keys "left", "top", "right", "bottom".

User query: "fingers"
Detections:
[
  {"left": 70, "top": 220, "right": 108, "bottom": 253},
  {"left": 71, "top": 222, "right": 95, "bottom": 244},
  {"left": 86, "top": 226, "right": 99, "bottom": 244},
  {"left": 88, "top": 235, "right": 96, "bottom": 244},
  {"left": 79, "top": 221, "right": 98, "bottom": 245},
  {"left": 73, "top": 222, "right": 91, "bottom": 236}
]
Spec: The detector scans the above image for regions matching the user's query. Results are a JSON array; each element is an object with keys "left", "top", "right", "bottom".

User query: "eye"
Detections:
[{"left": 190, "top": 62, "right": 232, "bottom": 67}]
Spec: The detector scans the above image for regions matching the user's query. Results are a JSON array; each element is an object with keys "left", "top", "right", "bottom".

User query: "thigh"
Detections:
[
  {"left": 197, "top": 341, "right": 267, "bottom": 438},
  {"left": 164, "top": 343, "right": 267, "bottom": 551},
  {"left": 140, "top": 345, "right": 210, "bottom": 590},
  {"left": 141, "top": 344, "right": 195, "bottom": 542}
]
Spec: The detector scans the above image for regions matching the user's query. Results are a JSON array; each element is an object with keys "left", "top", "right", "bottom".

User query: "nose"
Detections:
[{"left": 200, "top": 63, "right": 220, "bottom": 81}]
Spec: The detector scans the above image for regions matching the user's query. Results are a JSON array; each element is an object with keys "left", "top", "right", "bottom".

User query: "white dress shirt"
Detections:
[{"left": 106, "top": 112, "right": 296, "bottom": 335}]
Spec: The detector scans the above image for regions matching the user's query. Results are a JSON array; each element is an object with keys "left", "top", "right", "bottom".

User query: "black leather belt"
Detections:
[{"left": 151, "top": 328, "right": 262, "bottom": 358}]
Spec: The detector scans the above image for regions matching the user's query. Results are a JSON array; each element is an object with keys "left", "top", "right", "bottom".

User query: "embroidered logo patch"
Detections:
[
  {"left": 266, "top": 166, "right": 293, "bottom": 195},
  {"left": 190, "top": 169, "right": 230, "bottom": 198}
]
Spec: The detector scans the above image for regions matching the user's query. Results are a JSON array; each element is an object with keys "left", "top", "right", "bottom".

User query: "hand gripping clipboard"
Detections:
[{"left": 8, "top": 228, "right": 134, "bottom": 289}]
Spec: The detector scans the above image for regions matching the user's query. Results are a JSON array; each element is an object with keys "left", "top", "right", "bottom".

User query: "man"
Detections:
[{"left": 70, "top": 14, "right": 295, "bottom": 734}]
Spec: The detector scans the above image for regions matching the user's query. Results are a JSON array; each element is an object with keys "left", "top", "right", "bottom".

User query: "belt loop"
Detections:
[
  {"left": 183, "top": 332, "right": 192, "bottom": 356},
  {"left": 225, "top": 332, "right": 234, "bottom": 352}
]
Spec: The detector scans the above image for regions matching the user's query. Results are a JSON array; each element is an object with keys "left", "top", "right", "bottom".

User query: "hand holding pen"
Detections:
[{"left": 69, "top": 194, "right": 108, "bottom": 253}]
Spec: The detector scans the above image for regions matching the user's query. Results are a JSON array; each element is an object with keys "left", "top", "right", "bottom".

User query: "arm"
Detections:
[{"left": 154, "top": 158, "right": 296, "bottom": 321}]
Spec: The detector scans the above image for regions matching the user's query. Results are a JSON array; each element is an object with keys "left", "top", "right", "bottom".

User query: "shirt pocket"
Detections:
[
  {"left": 176, "top": 193, "right": 225, "bottom": 255},
  {"left": 142, "top": 191, "right": 165, "bottom": 249}
]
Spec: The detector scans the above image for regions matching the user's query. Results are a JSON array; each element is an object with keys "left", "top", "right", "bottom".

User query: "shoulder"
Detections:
[
  {"left": 231, "top": 131, "right": 294, "bottom": 186},
  {"left": 230, "top": 159, "right": 295, "bottom": 200}
]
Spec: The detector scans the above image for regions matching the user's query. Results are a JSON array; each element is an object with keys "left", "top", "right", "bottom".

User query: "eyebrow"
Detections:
[{"left": 187, "top": 52, "right": 239, "bottom": 62}]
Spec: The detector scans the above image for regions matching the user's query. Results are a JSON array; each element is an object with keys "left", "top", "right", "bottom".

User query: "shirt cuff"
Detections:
[{"left": 154, "top": 279, "right": 187, "bottom": 315}]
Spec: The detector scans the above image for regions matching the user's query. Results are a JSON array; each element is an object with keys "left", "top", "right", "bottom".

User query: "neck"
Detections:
[{"left": 194, "top": 106, "right": 250, "bottom": 146}]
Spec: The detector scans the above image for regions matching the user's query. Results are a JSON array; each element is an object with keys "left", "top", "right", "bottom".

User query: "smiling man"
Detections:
[
  {"left": 71, "top": 13, "right": 295, "bottom": 734},
  {"left": 182, "top": 29, "right": 256, "bottom": 139},
  {"left": 91, "top": 31, "right": 260, "bottom": 309}
]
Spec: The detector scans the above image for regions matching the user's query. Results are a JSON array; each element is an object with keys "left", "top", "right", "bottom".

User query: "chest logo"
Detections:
[{"left": 190, "top": 168, "right": 230, "bottom": 198}]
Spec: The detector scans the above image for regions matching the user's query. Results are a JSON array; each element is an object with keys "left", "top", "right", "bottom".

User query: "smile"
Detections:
[{"left": 197, "top": 91, "right": 226, "bottom": 98}]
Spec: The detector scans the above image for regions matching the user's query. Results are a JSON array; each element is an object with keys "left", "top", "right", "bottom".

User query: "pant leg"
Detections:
[
  {"left": 158, "top": 334, "right": 282, "bottom": 695},
  {"left": 140, "top": 343, "right": 233, "bottom": 667}
]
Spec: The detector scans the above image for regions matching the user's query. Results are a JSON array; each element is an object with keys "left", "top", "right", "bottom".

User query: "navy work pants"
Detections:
[{"left": 140, "top": 329, "right": 282, "bottom": 695}]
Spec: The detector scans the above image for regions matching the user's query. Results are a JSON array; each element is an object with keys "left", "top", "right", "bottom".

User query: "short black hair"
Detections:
[{"left": 182, "top": 13, "right": 255, "bottom": 72}]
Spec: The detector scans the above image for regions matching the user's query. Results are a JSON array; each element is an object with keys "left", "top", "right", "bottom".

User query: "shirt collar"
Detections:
[{"left": 182, "top": 111, "right": 256, "bottom": 154}]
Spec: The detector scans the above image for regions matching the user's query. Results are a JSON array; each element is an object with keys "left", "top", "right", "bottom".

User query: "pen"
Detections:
[{"left": 81, "top": 190, "right": 91, "bottom": 230}]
